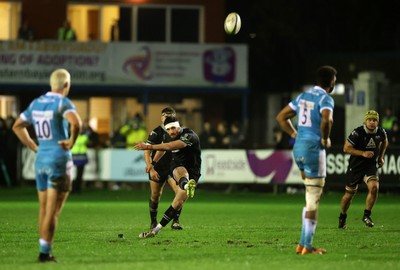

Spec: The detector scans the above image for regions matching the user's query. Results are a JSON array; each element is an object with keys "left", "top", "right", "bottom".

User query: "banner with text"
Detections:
[
  {"left": 21, "top": 147, "right": 400, "bottom": 186},
  {"left": 0, "top": 41, "right": 247, "bottom": 88}
]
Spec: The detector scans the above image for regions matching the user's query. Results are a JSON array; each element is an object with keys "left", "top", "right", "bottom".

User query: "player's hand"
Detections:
[
  {"left": 321, "top": 138, "right": 331, "bottom": 148},
  {"left": 58, "top": 139, "right": 74, "bottom": 150},
  {"left": 149, "top": 169, "right": 160, "bottom": 181},
  {"left": 378, "top": 158, "right": 385, "bottom": 168},
  {"left": 362, "top": 151, "right": 374, "bottom": 158},
  {"left": 134, "top": 142, "right": 148, "bottom": 150},
  {"left": 145, "top": 164, "right": 153, "bottom": 173}
]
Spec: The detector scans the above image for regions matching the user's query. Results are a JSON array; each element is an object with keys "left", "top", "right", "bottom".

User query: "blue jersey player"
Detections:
[
  {"left": 276, "top": 65, "right": 337, "bottom": 255},
  {"left": 13, "top": 68, "right": 82, "bottom": 263}
]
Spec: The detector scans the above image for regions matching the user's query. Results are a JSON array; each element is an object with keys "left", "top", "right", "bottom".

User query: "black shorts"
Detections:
[
  {"left": 345, "top": 165, "right": 378, "bottom": 187},
  {"left": 170, "top": 160, "right": 201, "bottom": 183}
]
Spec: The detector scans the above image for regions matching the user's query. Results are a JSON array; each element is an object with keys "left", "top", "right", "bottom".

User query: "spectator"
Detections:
[
  {"left": 119, "top": 114, "right": 147, "bottom": 149},
  {"left": 229, "top": 122, "right": 245, "bottom": 149},
  {"left": 18, "top": 20, "right": 34, "bottom": 41},
  {"left": 199, "top": 121, "right": 216, "bottom": 149},
  {"left": 215, "top": 121, "right": 230, "bottom": 148},
  {"left": 110, "top": 19, "right": 119, "bottom": 41},
  {"left": 273, "top": 126, "right": 293, "bottom": 149},
  {"left": 71, "top": 119, "right": 98, "bottom": 194},
  {"left": 381, "top": 108, "right": 398, "bottom": 131},
  {"left": 388, "top": 121, "right": 400, "bottom": 145},
  {"left": 5, "top": 116, "right": 18, "bottom": 186},
  {"left": 0, "top": 117, "right": 11, "bottom": 187},
  {"left": 57, "top": 20, "right": 77, "bottom": 41}
]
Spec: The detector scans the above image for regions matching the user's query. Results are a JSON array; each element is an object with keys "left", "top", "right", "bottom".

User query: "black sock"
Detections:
[
  {"left": 160, "top": 205, "right": 178, "bottom": 227},
  {"left": 149, "top": 200, "right": 158, "bottom": 223},
  {"left": 174, "top": 208, "right": 182, "bottom": 222},
  {"left": 178, "top": 177, "right": 189, "bottom": 190},
  {"left": 364, "top": 209, "right": 371, "bottom": 217},
  {"left": 339, "top": 213, "right": 347, "bottom": 219}
]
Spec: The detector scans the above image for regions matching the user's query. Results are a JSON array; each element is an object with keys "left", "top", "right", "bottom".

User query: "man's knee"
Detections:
[
  {"left": 304, "top": 178, "right": 325, "bottom": 212},
  {"left": 365, "top": 176, "right": 379, "bottom": 194},
  {"left": 368, "top": 181, "right": 379, "bottom": 195},
  {"left": 345, "top": 185, "right": 358, "bottom": 196}
]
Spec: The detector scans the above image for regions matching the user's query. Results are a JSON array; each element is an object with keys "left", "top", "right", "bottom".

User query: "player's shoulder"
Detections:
[
  {"left": 377, "top": 126, "right": 387, "bottom": 136},
  {"left": 182, "top": 127, "right": 198, "bottom": 136},
  {"left": 349, "top": 126, "right": 364, "bottom": 138},
  {"left": 180, "top": 128, "right": 199, "bottom": 140},
  {"left": 60, "top": 95, "right": 73, "bottom": 104}
]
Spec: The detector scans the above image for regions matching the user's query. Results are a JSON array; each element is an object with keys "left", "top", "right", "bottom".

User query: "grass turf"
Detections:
[{"left": 1, "top": 186, "right": 400, "bottom": 270}]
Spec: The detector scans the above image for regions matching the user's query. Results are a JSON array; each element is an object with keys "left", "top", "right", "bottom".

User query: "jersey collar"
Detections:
[
  {"left": 313, "top": 85, "right": 326, "bottom": 93},
  {"left": 363, "top": 124, "right": 378, "bottom": 134},
  {"left": 45, "top": 92, "right": 63, "bottom": 97}
]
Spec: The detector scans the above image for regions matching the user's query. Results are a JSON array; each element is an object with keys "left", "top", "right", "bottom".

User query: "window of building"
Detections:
[
  {"left": 0, "top": 1, "right": 21, "bottom": 40},
  {"left": 171, "top": 8, "right": 200, "bottom": 43},
  {"left": 67, "top": 4, "right": 203, "bottom": 43},
  {"left": 137, "top": 8, "right": 166, "bottom": 42}
]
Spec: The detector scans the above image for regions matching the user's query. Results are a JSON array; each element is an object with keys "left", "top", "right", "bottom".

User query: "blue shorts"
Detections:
[
  {"left": 293, "top": 141, "right": 326, "bottom": 178},
  {"left": 35, "top": 152, "right": 73, "bottom": 191}
]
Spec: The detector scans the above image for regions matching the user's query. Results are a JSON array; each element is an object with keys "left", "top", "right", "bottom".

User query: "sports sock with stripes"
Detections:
[{"left": 160, "top": 205, "right": 178, "bottom": 227}]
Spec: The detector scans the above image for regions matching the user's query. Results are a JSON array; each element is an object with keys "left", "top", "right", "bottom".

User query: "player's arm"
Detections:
[
  {"left": 135, "top": 140, "right": 186, "bottom": 151},
  {"left": 144, "top": 147, "right": 165, "bottom": 173},
  {"left": 12, "top": 117, "right": 38, "bottom": 153},
  {"left": 152, "top": 150, "right": 166, "bottom": 162},
  {"left": 343, "top": 140, "right": 374, "bottom": 158},
  {"left": 58, "top": 111, "right": 82, "bottom": 150},
  {"left": 378, "top": 137, "right": 389, "bottom": 167},
  {"left": 144, "top": 148, "right": 162, "bottom": 180},
  {"left": 320, "top": 109, "right": 333, "bottom": 148},
  {"left": 144, "top": 149, "right": 153, "bottom": 172},
  {"left": 275, "top": 105, "right": 298, "bottom": 139}
]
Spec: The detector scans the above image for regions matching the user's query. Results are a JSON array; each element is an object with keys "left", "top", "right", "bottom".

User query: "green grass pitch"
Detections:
[{"left": 1, "top": 186, "right": 399, "bottom": 270}]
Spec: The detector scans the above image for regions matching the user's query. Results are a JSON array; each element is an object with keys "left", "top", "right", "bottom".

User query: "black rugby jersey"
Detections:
[
  {"left": 146, "top": 125, "right": 172, "bottom": 171},
  {"left": 347, "top": 125, "right": 387, "bottom": 171},
  {"left": 166, "top": 128, "right": 202, "bottom": 172}
]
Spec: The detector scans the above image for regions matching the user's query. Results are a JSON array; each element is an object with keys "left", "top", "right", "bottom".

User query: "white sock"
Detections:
[
  {"left": 304, "top": 218, "right": 317, "bottom": 249},
  {"left": 153, "top": 224, "right": 163, "bottom": 234}
]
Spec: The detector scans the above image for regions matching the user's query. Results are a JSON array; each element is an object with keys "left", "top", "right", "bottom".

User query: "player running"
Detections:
[{"left": 338, "top": 110, "right": 388, "bottom": 229}]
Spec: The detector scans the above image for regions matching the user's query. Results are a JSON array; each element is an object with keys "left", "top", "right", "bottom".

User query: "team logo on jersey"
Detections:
[
  {"left": 182, "top": 133, "right": 192, "bottom": 143},
  {"left": 366, "top": 138, "right": 376, "bottom": 148}
]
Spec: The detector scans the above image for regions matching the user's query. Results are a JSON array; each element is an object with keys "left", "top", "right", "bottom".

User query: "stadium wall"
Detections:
[{"left": 21, "top": 147, "right": 400, "bottom": 187}]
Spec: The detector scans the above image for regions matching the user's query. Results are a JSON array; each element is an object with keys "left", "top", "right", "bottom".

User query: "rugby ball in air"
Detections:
[{"left": 224, "top": 12, "right": 241, "bottom": 35}]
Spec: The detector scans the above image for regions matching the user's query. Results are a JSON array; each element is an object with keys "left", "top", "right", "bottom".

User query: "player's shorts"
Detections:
[
  {"left": 345, "top": 165, "right": 378, "bottom": 187},
  {"left": 170, "top": 160, "right": 201, "bottom": 183},
  {"left": 187, "top": 168, "right": 201, "bottom": 183},
  {"left": 35, "top": 152, "right": 73, "bottom": 191},
  {"left": 293, "top": 141, "right": 326, "bottom": 178}
]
